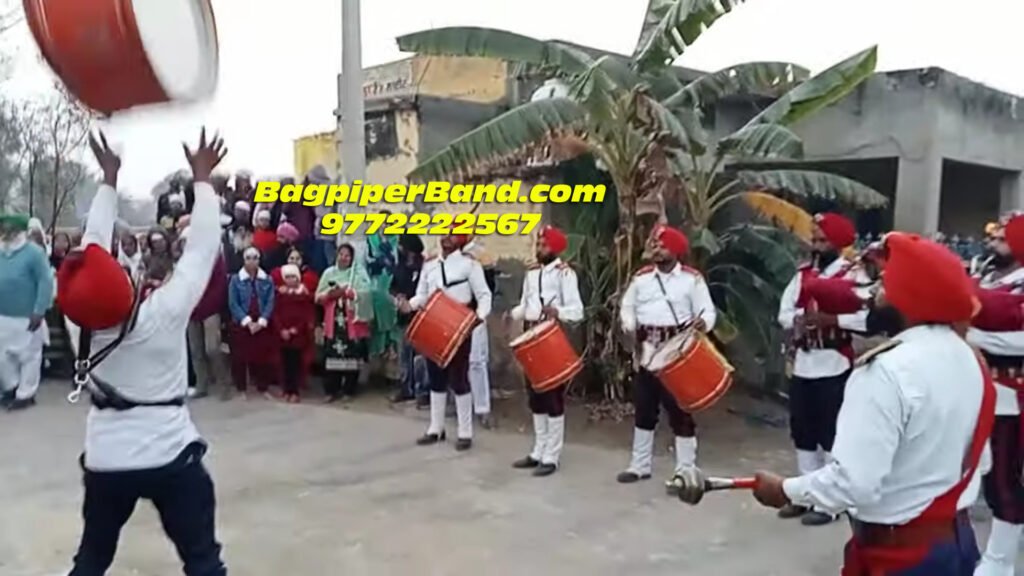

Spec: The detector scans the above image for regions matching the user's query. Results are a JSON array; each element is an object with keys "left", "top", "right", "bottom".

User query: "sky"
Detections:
[{"left": 2, "top": 0, "right": 1023, "bottom": 197}]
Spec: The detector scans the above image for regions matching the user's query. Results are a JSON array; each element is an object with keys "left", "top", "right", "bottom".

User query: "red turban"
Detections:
[
  {"left": 450, "top": 234, "right": 470, "bottom": 248},
  {"left": 652, "top": 225, "right": 689, "bottom": 257},
  {"left": 57, "top": 245, "right": 135, "bottom": 330},
  {"left": 882, "top": 232, "right": 978, "bottom": 325},
  {"left": 540, "top": 225, "right": 568, "bottom": 255},
  {"left": 1004, "top": 215, "right": 1024, "bottom": 264},
  {"left": 815, "top": 213, "right": 856, "bottom": 249}
]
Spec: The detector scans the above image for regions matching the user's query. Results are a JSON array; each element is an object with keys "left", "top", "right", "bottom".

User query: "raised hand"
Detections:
[
  {"left": 183, "top": 127, "right": 227, "bottom": 183},
  {"left": 88, "top": 130, "right": 121, "bottom": 188}
]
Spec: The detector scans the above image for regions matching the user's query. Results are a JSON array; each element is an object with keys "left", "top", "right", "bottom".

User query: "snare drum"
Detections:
[
  {"left": 510, "top": 320, "right": 582, "bottom": 393},
  {"left": 24, "top": 0, "right": 219, "bottom": 114},
  {"left": 405, "top": 291, "right": 477, "bottom": 368},
  {"left": 644, "top": 330, "right": 734, "bottom": 413}
]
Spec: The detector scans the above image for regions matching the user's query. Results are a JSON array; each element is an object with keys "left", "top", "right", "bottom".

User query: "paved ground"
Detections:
[{"left": 0, "top": 382, "right": 1016, "bottom": 575}]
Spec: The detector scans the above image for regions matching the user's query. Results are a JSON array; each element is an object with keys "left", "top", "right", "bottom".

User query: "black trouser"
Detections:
[
  {"left": 280, "top": 348, "right": 304, "bottom": 396},
  {"left": 70, "top": 443, "right": 226, "bottom": 576},
  {"left": 426, "top": 337, "right": 472, "bottom": 395},
  {"left": 324, "top": 372, "right": 359, "bottom": 398},
  {"left": 983, "top": 415, "right": 1024, "bottom": 523},
  {"left": 788, "top": 372, "right": 849, "bottom": 452},
  {"left": 527, "top": 384, "right": 566, "bottom": 417},
  {"left": 186, "top": 334, "right": 197, "bottom": 389},
  {"left": 634, "top": 369, "right": 696, "bottom": 437}
]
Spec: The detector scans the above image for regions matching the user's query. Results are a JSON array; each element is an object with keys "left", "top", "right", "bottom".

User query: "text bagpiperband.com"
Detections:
[{"left": 254, "top": 180, "right": 605, "bottom": 236}]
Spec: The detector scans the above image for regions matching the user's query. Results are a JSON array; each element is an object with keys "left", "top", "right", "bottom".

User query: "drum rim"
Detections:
[
  {"left": 529, "top": 358, "right": 583, "bottom": 392},
  {"left": 509, "top": 318, "right": 556, "bottom": 348},
  {"left": 644, "top": 330, "right": 695, "bottom": 372}
]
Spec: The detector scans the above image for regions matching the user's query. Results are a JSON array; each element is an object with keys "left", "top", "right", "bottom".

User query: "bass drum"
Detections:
[
  {"left": 645, "top": 330, "right": 735, "bottom": 413},
  {"left": 24, "top": 0, "right": 219, "bottom": 115}
]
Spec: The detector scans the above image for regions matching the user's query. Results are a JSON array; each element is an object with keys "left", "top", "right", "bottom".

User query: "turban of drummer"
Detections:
[
  {"left": 882, "top": 232, "right": 978, "bottom": 325},
  {"left": 814, "top": 213, "right": 857, "bottom": 249},
  {"left": 1004, "top": 215, "right": 1024, "bottom": 264},
  {"left": 450, "top": 234, "right": 470, "bottom": 248},
  {"left": 540, "top": 225, "right": 568, "bottom": 255},
  {"left": 57, "top": 244, "right": 135, "bottom": 330},
  {"left": 652, "top": 224, "right": 689, "bottom": 257}
]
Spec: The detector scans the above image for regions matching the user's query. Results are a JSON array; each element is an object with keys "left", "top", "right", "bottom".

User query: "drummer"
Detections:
[
  {"left": 508, "top": 225, "right": 584, "bottom": 477},
  {"left": 751, "top": 232, "right": 993, "bottom": 575},
  {"left": 617, "top": 224, "right": 716, "bottom": 489},
  {"left": 400, "top": 233, "right": 492, "bottom": 451},
  {"left": 776, "top": 212, "right": 868, "bottom": 526}
]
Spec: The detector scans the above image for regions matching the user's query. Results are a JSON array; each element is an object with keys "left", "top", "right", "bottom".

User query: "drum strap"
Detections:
[
  {"left": 654, "top": 274, "right": 682, "bottom": 327},
  {"left": 440, "top": 261, "right": 477, "bottom": 311}
]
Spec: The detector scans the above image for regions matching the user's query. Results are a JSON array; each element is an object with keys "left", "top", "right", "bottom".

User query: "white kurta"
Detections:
[
  {"left": 782, "top": 325, "right": 990, "bottom": 524},
  {"left": 777, "top": 257, "right": 870, "bottom": 379},
  {"left": 510, "top": 258, "right": 584, "bottom": 323}
]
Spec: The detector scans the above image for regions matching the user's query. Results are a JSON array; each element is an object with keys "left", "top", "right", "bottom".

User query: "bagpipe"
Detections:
[{"left": 972, "top": 281, "right": 1024, "bottom": 332}]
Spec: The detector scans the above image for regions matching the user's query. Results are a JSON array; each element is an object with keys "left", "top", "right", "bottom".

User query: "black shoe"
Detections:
[
  {"left": 801, "top": 511, "right": 838, "bottom": 526},
  {"left": 0, "top": 391, "right": 14, "bottom": 408},
  {"left": 617, "top": 471, "right": 652, "bottom": 484},
  {"left": 512, "top": 456, "right": 541, "bottom": 469},
  {"left": 416, "top": 431, "right": 446, "bottom": 446},
  {"left": 7, "top": 398, "right": 35, "bottom": 411},
  {"left": 455, "top": 438, "right": 473, "bottom": 451},
  {"left": 533, "top": 463, "right": 557, "bottom": 477},
  {"left": 777, "top": 504, "right": 810, "bottom": 519}
]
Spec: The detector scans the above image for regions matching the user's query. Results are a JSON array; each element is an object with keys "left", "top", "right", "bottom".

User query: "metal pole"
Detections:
[{"left": 339, "top": 0, "right": 367, "bottom": 257}]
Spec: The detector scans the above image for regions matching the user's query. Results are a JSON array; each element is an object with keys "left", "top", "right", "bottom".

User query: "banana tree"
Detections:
[{"left": 397, "top": 0, "right": 886, "bottom": 398}]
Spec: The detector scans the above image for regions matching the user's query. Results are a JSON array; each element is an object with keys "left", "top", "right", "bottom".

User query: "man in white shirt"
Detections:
[
  {"left": 59, "top": 129, "right": 228, "bottom": 576},
  {"left": 752, "top": 232, "right": 993, "bottom": 575},
  {"left": 970, "top": 214, "right": 1024, "bottom": 576},
  {"left": 776, "top": 212, "right": 869, "bottom": 526},
  {"left": 617, "top": 225, "right": 716, "bottom": 489},
  {"left": 509, "top": 225, "right": 584, "bottom": 476},
  {"left": 401, "top": 233, "right": 492, "bottom": 451}
]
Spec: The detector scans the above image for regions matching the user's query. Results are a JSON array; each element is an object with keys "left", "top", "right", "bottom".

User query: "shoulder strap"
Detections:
[{"left": 653, "top": 273, "right": 682, "bottom": 327}]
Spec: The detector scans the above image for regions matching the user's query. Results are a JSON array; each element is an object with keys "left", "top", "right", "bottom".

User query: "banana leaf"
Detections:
[
  {"left": 737, "top": 169, "right": 888, "bottom": 209},
  {"left": 633, "top": 0, "right": 747, "bottom": 73},
  {"left": 664, "top": 61, "right": 809, "bottom": 108},
  {"left": 397, "top": 27, "right": 594, "bottom": 76},
  {"left": 718, "top": 124, "right": 804, "bottom": 161}
]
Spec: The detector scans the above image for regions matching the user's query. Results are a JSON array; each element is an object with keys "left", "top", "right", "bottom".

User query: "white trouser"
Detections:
[
  {"left": 469, "top": 323, "right": 490, "bottom": 415},
  {"left": 0, "top": 315, "right": 44, "bottom": 400},
  {"left": 976, "top": 518, "right": 1021, "bottom": 576}
]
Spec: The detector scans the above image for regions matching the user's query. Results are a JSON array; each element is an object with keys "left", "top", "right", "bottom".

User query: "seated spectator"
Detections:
[
  {"left": 227, "top": 247, "right": 276, "bottom": 400},
  {"left": 274, "top": 264, "right": 316, "bottom": 403}
]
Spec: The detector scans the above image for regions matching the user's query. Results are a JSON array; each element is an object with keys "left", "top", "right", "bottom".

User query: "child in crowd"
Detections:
[{"left": 274, "top": 264, "right": 316, "bottom": 402}]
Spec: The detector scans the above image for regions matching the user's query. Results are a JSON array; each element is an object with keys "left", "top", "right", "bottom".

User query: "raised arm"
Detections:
[{"left": 81, "top": 132, "right": 121, "bottom": 250}]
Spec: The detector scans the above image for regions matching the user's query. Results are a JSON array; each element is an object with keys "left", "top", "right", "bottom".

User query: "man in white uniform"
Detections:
[
  {"left": 509, "top": 225, "right": 584, "bottom": 476},
  {"left": 752, "top": 232, "right": 993, "bottom": 575},
  {"left": 617, "top": 225, "right": 716, "bottom": 489},
  {"left": 970, "top": 214, "right": 1024, "bottom": 576},
  {"left": 776, "top": 212, "right": 869, "bottom": 526},
  {"left": 59, "top": 130, "right": 228, "bottom": 576},
  {"left": 401, "top": 233, "right": 492, "bottom": 451}
]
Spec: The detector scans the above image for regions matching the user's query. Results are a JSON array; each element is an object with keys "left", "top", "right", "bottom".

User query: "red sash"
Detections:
[{"left": 841, "top": 349, "right": 996, "bottom": 575}]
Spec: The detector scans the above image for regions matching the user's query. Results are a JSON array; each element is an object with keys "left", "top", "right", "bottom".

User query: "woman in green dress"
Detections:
[
  {"left": 315, "top": 243, "right": 373, "bottom": 402},
  {"left": 366, "top": 222, "right": 401, "bottom": 359}
]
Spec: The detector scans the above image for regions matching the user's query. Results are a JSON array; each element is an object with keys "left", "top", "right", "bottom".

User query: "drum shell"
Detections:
[
  {"left": 511, "top": 321, "right": 582, "bottom": 393},
  {"left": 654, "top": 335, "right": 734, "bottom": 413},
  {"left": 23, "top": 0, "right": 218, "bottom": 115},
  {"left": 406, "top": 291, "right": 477, "bottom": 368}
]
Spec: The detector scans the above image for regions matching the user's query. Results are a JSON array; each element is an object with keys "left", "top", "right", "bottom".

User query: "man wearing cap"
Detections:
[
  {"left": 970, "top": 214, "right": 1024, "bottom": 576},
  {"left": 399, "top": 233, "right": 492, "bottom": 451},
  {"left": 618, "top": 224, "right": 716, "bottom": 488},
  {"left": 0, "top": 212, "right": 53, "bottom": 411},
  {"left": 751, "top": 232, "right": 994, "bottom": 575},
  {"left": 776, "top": 212, "right": 870, "bottom": 526},
  {"left": 509, "top": 225, "right": 584, "bottom": 476},
  {"left": 59, "top": 130, "right": 228, "bottom": 575}
]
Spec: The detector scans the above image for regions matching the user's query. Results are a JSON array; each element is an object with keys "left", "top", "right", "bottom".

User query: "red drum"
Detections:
[
  {"left": 406, "top": 291, "right": 477, "bottom": 368},
  {"left": 510, "top": 320, "right": 582, "bottom": 393},
  {"left": 645, "top": 330, "right": 735, "bottom": 413},
  {"left": 24, "top": 0, "right": 219, "bottom": 115}
]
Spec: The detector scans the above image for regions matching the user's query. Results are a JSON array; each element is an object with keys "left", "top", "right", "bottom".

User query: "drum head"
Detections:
[
  {"left": 644, "top": 330, "right": 694, "bottom": 372},
  {"left": 509, "top": 319, "right": 554, "bottom": 347},
  {"left": 132, "top": 0, "right": 219, "bottom": 100}
]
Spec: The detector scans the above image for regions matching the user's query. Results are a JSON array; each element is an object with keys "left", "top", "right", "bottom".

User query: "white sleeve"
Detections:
[
  {"left": 409, "top": 264, "right": 431, "bottom": 310},
  {"left": 838, "top": 310, "right": 869, "bottom": 333},
  {"left": 778, "top": 274, "right": 800, "bottom": 330},
  {"left": 620, "top": 278, "right": 638, "bottom": 333},
  {"left": 81, "top": 184, "right": 118, "bottom": 250},
  {"left": 148, "top": 182, "right": 221, "bottom": 326},
  {"left": 691, "top": 275, "right": 716, "bottom": 331},
  {"left": 510, "top": 274, "right": 528, "bottom": 321},
  {"left": 782, "top": 363, "right": 903, "bottom": 515},
  {"left": 556, "top": 269, "right": 584, "bottom": 323},
  {"left": 469, "top": 262, "right": 492, "bottom": 320},
  {"left": 967, "top": 328, "right": 1024, "bottom": 356}
]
